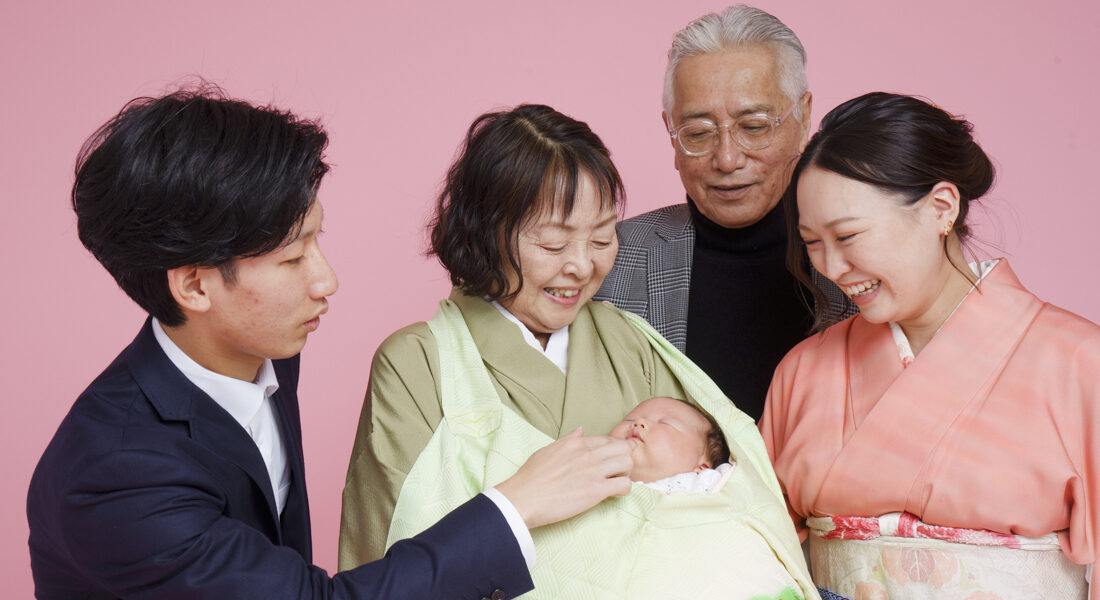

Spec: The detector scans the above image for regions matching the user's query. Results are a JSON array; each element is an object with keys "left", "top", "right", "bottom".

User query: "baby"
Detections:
[{"left": 608, "top": 397, "right": 730, "bottom": 487}]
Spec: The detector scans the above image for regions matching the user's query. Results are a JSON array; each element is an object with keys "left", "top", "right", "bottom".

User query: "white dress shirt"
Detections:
[
  {"left": 151, "top": 319, "right": 291, "bottom": 515},
  {"left": 152, "top": 318, "right": 534, "bottom": 567}
]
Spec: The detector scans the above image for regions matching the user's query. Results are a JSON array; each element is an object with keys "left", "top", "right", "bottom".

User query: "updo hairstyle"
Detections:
[{"left": 785, "top": 92, "right": 996, "bottom": 329}]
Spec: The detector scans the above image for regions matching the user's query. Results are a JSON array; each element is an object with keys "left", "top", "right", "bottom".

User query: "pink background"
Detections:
[{"left": 3, "top": 1, "right": 1097, "bottom": 595}]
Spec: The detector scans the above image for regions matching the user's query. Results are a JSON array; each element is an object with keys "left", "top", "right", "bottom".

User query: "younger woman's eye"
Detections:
[
  {"left": 837, "top": 233, "right": 859, "bottom": 242},
  {"left": 801, "top": 238, "right": 820, "bottom": 247}
]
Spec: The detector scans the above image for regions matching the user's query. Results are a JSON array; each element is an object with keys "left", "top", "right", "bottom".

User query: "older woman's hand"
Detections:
[{"left": 496, "top": 427, "right": 633, "bottom": 529}]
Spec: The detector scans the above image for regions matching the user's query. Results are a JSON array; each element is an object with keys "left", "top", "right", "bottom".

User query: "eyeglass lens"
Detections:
[{"left": 677, "top": 115, "right": 777, "bottom": 154}]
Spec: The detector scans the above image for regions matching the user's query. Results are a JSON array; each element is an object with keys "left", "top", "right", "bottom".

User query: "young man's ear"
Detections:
[{"left": 166, "top": 266, "right": 213, "bottom": 314}]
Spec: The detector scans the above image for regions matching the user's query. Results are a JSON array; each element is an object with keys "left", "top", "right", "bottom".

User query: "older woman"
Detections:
[
  {"left": 339, "top": 104, "right": 819, "bottom": 600},
  {"left": 761, "top": 92, "right": 1098, "bottom": 599},
  {"left": 337, "top": 104, "right": 686, "bottom": 565}
]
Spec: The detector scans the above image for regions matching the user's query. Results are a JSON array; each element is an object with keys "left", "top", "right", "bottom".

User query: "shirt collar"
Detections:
[{"left": 151, "top": 318, "right": 280, "bottom": 427}]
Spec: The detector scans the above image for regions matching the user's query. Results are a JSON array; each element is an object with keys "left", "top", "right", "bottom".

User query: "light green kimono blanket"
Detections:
[{"left": 387, "top": 299, "right": 817, "bottom": 600}]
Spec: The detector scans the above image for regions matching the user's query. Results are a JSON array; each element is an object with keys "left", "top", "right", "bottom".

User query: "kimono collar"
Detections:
[
  {"left": 889, "top": 259, "right": 999, "bottom": 367},
  {"left": 490, "top": 300, "right": 569, "bottom": 373}
]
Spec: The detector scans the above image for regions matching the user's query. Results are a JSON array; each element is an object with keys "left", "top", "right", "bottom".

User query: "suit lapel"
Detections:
[
  {"left": 126, "top": 319, "right": 284, "bottom": 542},
  {"left": 270, "top": 356, "right": 312, "bottom": 559},
  {"left": 648, "top": 203, "right": 695, "bottom": 350}
]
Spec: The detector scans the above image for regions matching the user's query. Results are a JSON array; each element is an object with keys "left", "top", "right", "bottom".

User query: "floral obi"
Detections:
[{"left": 806, "top": 512, "right": 1088, "bottom": 600}]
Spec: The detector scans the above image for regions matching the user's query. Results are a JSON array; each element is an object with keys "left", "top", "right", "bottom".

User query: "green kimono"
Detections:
[
  {"left": 358, "top": 296, "right": 815, "bottom": 600},
  {"left": 339, "top": 290, "right": 685, "bottom": 569}
]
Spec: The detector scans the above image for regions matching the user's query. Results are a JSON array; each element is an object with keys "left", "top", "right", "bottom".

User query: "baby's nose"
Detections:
[{"left": 632, "top": 422, "right": 646, "bottom": 430}]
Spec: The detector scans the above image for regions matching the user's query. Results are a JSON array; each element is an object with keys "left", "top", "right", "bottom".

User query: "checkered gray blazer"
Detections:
[{"left": 593, "top": 203, "right": 856, "bottom": 352}]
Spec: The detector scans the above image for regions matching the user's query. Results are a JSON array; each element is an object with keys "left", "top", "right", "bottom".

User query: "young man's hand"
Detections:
[{"left": 495, "top": 427, "right": 633, "bottom": 529}]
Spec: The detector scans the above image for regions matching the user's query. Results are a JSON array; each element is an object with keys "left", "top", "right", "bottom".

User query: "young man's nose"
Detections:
[{"left": 311, "top": 250, "right": 339, "bottom": 298}]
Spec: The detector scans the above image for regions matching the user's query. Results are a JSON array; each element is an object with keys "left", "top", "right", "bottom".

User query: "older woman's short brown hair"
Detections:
[{"left": 429, "top": 104, "right": 624, "bottom": 300}]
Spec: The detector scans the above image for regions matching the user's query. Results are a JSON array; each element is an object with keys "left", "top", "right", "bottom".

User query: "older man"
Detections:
[{"left": 595, "top": 5, "right": 853, "bottom": 421}]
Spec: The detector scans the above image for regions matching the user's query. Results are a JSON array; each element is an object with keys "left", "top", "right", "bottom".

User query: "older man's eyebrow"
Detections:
[
  {"left": 679, "top": 110, "right": 714, "bottom": 122},
  {"left": 736, "top": 103, "right": 776, "bottom": 116},
  {"left": 678, "top": 103, "right": 778, "bottom": 123}
]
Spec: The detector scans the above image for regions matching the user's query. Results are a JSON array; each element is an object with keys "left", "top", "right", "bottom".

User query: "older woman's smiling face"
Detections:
[{"left": 498, "top": 173, "right": 618, "bottom": 346}]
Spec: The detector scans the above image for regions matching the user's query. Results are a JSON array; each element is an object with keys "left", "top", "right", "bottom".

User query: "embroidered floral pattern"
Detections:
[
  {"left": 881, "top": 547, "right": 958, "bottom": 587},
  {"left": 807, "top": 511, "right": 1086, "bottom": 599}
]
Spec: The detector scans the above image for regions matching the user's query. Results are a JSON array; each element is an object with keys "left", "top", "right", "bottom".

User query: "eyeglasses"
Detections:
[{"left": 668, "top": 99, "right": 799, "bottom": 156}]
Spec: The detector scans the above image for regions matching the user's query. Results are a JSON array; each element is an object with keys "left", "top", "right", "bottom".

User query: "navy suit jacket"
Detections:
[{"left": 28, "top": 320, "right": 533, "bottom": 599}]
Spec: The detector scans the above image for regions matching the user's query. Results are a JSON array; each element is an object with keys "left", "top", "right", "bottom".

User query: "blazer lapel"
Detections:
[
  {"left": 648, "top": 202, "right": 695, "bottom": 351},
  {"left": 271, "top": 356, "right": 313, "bottom": 559},
  {"left": 126, "top": 319, "right": 283, "bottom": 541}
]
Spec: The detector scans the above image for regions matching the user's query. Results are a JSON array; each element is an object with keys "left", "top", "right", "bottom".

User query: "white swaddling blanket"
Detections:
[{"left": 641, "top": 462, "right": 734, "bottom": 494}]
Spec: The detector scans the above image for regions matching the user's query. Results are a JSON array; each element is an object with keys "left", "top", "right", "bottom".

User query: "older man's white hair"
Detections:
[{"left": 663, "top": 5, "right": 808, "bottom": 119}]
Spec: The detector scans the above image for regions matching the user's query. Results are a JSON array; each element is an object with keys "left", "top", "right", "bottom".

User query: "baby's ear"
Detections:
[{"left": 693, "top": 461, "right": 712, "bottom": 474}]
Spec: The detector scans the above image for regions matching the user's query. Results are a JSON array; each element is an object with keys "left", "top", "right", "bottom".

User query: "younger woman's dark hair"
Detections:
[
  {"left": 429, "top": 104, "right": 624, "bottom": 300},
  {"left": 784, "top": 92, "right": 995, "bottom": 329},
  {"left": 73, "top": 84, "right": 329, "bottom": 326}
]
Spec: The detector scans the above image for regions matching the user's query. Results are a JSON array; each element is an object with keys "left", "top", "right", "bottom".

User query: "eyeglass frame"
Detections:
[{"left": 666, "top": 98, "right": 801, "bottom": 156}]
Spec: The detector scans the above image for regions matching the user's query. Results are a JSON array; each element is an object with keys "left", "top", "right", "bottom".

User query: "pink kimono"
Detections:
[{"left": 761, "top": 260, "right": 1098, "bottom": 599}]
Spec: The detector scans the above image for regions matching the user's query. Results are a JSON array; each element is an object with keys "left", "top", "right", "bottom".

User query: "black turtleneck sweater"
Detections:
[{"left": 685, "top": 199, "right": 813, "bottom": 421}]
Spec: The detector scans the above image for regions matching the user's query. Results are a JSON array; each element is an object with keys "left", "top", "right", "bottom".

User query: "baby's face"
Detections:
[{"left": 609, "top": 397, "right": 711, "bottom": 483}]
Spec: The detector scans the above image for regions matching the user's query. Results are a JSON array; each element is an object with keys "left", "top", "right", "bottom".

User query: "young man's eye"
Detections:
[{"left": 284, "top": 256, "right": 304, "bottom": 265}]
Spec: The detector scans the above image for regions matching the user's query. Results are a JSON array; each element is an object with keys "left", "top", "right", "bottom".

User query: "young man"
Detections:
[{"left": 28, "top": 87, "right": 632, "bottom": 599}]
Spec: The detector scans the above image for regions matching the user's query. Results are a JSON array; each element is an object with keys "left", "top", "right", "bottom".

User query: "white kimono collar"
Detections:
[{"left": 489, "top": 301, "right": 570, "bottom": 374}]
